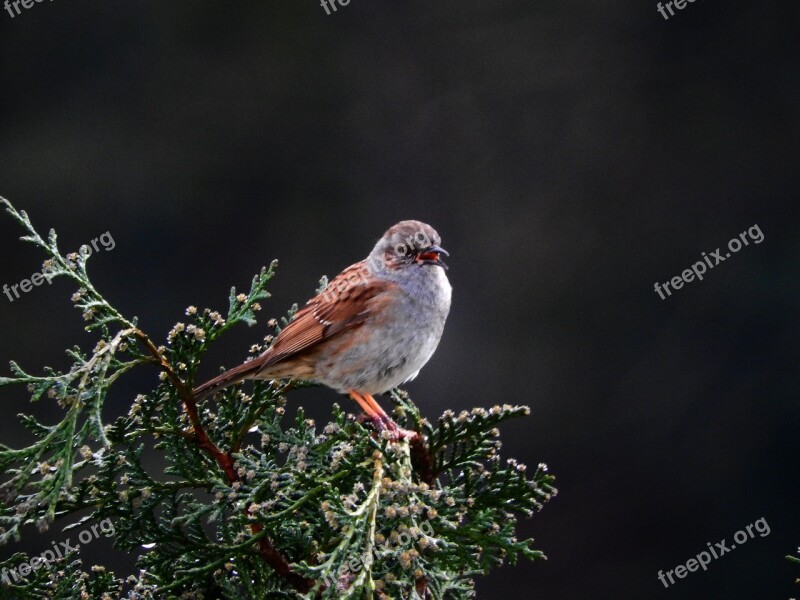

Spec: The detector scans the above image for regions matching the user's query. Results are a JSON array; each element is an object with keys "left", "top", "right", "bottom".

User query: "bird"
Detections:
[{"left": 193, "top": 220, "right": 452, "bottom": 440}]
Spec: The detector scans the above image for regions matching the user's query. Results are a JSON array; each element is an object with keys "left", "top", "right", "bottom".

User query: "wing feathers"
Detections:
[{"left": 192, "top": 260, "right": 391, "bottom": 399}]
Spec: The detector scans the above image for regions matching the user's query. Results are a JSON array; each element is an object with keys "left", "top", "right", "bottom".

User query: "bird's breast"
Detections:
[{"left": 314, "top": 268, "right": 451, "bottom": 395}]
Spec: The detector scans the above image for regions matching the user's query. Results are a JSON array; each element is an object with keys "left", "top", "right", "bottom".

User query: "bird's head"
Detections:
[{"left": 369, "top": 220, "right": 448, "bottom": 271}]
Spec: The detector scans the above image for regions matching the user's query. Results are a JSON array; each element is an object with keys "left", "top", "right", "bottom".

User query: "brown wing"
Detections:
[
  {"left": 253, "top": 261, "right": 389, "bottom": 374},
  {"left": 192, "top": 261, "right": 389, "bottom": 400}
]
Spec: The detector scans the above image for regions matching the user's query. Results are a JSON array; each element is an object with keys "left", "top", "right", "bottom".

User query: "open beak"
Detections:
[{"left": 416, "top": 245, "right": 449, "bottom": 269}]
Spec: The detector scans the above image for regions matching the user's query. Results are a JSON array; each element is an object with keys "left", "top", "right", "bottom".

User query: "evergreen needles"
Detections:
[{"left": 0, "top": 198, "right": 556, "bottom": 599}]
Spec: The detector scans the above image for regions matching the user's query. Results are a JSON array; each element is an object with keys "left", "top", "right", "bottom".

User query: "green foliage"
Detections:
[
  {"left": 0, "top": 551, "right": 122, "bottom": 600},
  {"left": 0, "top": 198, "right": 556, "bottom": 599},
  {"left": 789, "top": 548, "right": 800, "bottom": 590}
]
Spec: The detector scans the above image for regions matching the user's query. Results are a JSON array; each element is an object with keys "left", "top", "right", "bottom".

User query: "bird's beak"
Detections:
[{"left": 416, "top": 245, "right": 449, "bottom": 269}]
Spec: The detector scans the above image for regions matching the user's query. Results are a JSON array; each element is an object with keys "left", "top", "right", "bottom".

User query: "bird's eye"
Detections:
[{"left": 393, "top": 243, "right": 409, "bottom": 257}]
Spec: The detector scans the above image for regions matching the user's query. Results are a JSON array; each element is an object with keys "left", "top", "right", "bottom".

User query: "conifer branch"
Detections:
[{"left": 0, "top": 197, "right": 556, "bottom": 599}]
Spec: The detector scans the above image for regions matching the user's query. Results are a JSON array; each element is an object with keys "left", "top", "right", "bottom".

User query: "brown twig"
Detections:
[
  {"left": 415, "top": 575, "right": 429, "bottom": 598},
  {"left": 134, "top": 329, "right": 239, "bottom": 481},
  {"left": 251, "top": 525, "right": 314, "bottom": 593},
  {"left": 133, "top": 328, "right": 314, "bottom": 593},
  {"left": 409, "top": 435, "right": 436, "bottom": 486}
]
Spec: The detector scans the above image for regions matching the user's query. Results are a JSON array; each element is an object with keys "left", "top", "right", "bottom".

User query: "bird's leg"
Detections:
[
  {"left": 348, "top": 390, "right": 394, "bottom": 432},
  {"left": 348, "top": 391, "right": 418, "bottom": 441}
]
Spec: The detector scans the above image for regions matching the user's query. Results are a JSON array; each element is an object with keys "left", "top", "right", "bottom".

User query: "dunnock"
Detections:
[{"left": 193, "top": 220, "right": 452, "bottom": 439}]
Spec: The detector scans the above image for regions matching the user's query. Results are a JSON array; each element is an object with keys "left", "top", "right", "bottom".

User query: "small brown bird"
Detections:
[{"left": 193, "top": 220, "right": 452, "bottom": 439}]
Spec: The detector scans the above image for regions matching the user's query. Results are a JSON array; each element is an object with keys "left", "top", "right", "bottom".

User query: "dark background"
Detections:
[{"left": 1, "top": 1, "right": 799, "bottom": 598}]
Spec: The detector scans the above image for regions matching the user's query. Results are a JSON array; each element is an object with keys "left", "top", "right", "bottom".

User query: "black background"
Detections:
[{"left": 1, "top": 1, "right": 799, "bottom": 599}]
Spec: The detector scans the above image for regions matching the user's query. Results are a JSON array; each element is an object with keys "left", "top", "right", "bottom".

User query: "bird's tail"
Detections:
[{"left": 192, "top": 358, "right": 267, "bottom": 401}]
